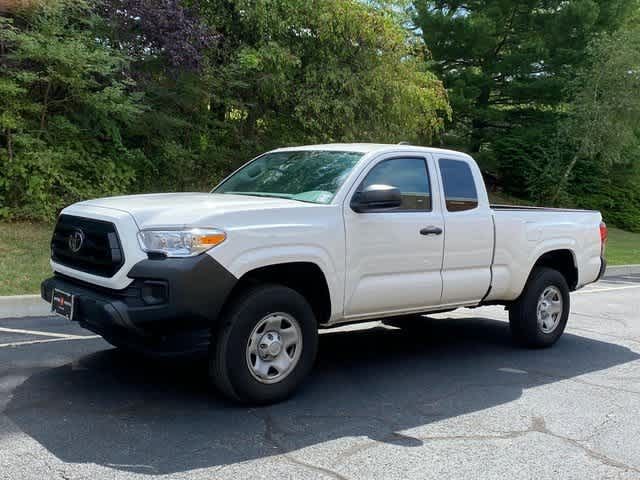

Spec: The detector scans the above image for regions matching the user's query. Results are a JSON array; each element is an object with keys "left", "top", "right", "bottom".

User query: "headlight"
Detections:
[{"left": 137, "top": 228, "right": 226, "bottom": 258}]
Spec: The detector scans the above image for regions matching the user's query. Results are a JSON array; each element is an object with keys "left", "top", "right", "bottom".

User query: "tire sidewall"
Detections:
[
  {"left": 522, "top": 268, "right": 570, "bottom": 346},
  {"left": 222, "top": 285, "right": 318, "bottom": 404}
]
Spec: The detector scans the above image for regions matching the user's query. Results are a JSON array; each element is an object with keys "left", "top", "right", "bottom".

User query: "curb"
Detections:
[
  {"left": 0, "top": 295, "right": 50, "bottom": 319},
  {"left": 1, "top": 264, "right": 639, "bottom": 319},
  {"left": 603, "top": 264, "right": 640, "bottom": 277}
]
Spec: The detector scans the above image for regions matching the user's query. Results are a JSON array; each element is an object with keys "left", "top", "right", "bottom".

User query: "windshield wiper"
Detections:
[
  {"left": 220, "top": 191, "right": 321, "bottom": 204},
  {"left": 224, "top": 192, "right": 294, "bottom": 200}
]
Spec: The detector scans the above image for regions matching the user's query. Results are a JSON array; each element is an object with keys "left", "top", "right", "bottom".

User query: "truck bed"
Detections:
[{"left": 485, "top": 205, "right": 603, "bottom": 302}]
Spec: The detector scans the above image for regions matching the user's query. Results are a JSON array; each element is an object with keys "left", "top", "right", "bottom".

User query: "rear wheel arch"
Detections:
[{"left": 529, "top": 249, "right": 578, "bottom": 291}]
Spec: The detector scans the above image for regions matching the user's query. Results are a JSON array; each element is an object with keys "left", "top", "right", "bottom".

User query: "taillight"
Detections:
[{"left": 599, "top": 221, "right": 608, "bottom": 256}]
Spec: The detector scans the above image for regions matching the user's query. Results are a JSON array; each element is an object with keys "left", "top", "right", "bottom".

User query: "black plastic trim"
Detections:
[
  {"left": 41, "top": 254, "right": 237, "bottom": 355},
  {"left": 51, "top": 214, "right": 124, "bottom": 277}
]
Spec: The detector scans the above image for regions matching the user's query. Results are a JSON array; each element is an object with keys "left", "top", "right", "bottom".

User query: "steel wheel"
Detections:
[
  {"left": 536, "top": 286, "right": 563, "bottom": 334},
  {"left": 245, "top": 312, "right": 303, "bottom": 384}
]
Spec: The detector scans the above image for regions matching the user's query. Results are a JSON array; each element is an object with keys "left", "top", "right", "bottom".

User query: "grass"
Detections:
[
  {"left": 606, "top": 228, "right": 640, "bottom": 266},
  {"left": 0, "top": 218, "right": 639, "bottom": 295},
  {"left": 0, "top": 221, "right": 53, "bottom": 296}
]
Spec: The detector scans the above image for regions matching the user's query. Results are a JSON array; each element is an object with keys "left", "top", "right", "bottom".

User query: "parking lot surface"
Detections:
[{"left": 1, "top": 274, "right": 639, "bottom": 480}]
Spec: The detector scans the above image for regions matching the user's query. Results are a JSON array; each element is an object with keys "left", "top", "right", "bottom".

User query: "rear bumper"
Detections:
[
  {"left": 41, "top": 254, "right": 237, "bottom": 355},
  {"left": 596, "top": 256, "right": 607, "bottom": 282}
]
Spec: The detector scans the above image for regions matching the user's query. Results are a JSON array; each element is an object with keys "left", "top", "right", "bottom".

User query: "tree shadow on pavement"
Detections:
[{"left": 5, "top": 316, "right": 639, "bottom": 475}]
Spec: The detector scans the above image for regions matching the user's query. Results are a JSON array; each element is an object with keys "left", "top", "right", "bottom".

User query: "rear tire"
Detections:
[
  {"left": 509, "top": 267, "right": 570, "bottom": 348},
  {"left": 209, "top": 284, "right": 318, "bottom": 404}
]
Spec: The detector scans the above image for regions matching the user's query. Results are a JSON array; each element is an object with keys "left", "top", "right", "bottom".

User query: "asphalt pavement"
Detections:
[{"left": 1, "top": 275, "right": 639, "bottom": 479}]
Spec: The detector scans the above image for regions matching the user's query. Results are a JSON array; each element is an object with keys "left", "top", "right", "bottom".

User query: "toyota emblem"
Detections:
[{"left": 68, "top": 228, "right": 85, "bottom": 253}]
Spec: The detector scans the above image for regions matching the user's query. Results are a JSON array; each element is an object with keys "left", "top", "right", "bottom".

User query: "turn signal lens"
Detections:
[
  {"left": 137, "top": 228, "right": 226, "bottom": 257},
  {"left": 200, "top": 233, "right": 227, "bottom": 245}
]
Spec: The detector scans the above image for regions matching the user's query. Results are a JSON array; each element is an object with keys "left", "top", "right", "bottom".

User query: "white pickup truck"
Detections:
[{"left": 42, "top": 144, "right": 607, "bottom": 404}]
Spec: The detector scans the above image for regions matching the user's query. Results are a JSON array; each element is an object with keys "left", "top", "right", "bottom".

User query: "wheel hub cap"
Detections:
[
  {"left": 536, "top": 286, "right": 563, "bottom": 334},
  {"left": 259, "top": 331, "right": 283, "bottom": 358},
  {"left": 246, "top": 312, "right": 302, "bottom": 384}
]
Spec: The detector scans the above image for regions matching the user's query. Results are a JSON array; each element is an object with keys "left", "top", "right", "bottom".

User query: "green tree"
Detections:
[
  {"left": 555, "top": 21, "right": 640, "bottom": 201},
  {"left": 559, "top": 17, "right": 640, "bottom": 230},
  {"left": 197, "top": 0, "right": 451, "bottom": 163},
  {"left": 413, "top": 0, "right": 634, "bottom": 155},
  {"left": 0, "top": 0, "right": 145, "bottom": 219}
]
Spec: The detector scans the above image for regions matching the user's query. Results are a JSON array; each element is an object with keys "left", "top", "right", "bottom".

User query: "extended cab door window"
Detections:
[
  {"left": 358, "top": 158, "right": 432, "bottom": 211},
  {"left": 439, "top": 159, "right": 478, "bottom": 212}
]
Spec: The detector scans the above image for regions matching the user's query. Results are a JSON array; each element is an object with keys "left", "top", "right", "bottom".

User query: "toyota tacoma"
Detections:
[{"left": 42, "top": 144, "right": 608, "bottom": 404}]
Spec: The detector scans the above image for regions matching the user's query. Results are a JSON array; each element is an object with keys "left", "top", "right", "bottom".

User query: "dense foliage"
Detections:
[
  {"left": 0, "top": 0, "right": 449, "bottom": 218},
  {"left": 0, "top": 1, "right": 145, "bottom": 218}
]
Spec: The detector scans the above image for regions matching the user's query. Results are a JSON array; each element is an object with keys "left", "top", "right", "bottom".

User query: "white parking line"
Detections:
[
  {"left": 574, "top": 285, "right": 640, "bottom": 294},
  {"left": 0, "top": 326, "right": 92, "bottom": 339},
  {"left": 0, "top": 336, "right": 100, "bottom": 348}
]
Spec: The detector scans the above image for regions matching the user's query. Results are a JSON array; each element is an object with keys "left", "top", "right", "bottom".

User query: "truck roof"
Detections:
[{"left": 272, "top": 143, "right": 472, "bottom": 158}]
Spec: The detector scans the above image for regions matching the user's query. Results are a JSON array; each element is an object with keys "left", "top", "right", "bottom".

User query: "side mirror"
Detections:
[{"left": 351, "top": 184, "right": 402, "bottom": 213}]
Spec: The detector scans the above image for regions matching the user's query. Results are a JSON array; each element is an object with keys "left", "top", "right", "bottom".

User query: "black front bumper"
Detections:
[{"left": 41, "top": 255, "right": 237, "bottom": 355}]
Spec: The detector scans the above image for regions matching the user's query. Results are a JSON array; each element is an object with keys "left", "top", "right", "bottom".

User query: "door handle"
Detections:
[{"left": 420, "top": 226, "right": 443, "bottom": 236}]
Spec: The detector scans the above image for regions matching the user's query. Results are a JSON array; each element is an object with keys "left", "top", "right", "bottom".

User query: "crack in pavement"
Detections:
[
  {"left": 526, "top": 368, "right": 640, "bottom": 397},
  {"left": 252, "top": 409, "right": 351, "bottom": 480},
  {"left": 248, "top": 380, "right": 640, "bottom": 478},
  {"left": 337, "top": 416, "right": 640, "bottom": 476},
  {"left": 529, "top": 416, "right": 640, "bottom": 475},
  {"left": 579, "top": 411, "right": 619, "bottom": 443}
]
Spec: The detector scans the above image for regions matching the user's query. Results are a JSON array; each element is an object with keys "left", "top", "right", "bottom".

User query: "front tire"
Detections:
[
  {"left": 509, "top": 267, "right": 570, "bottom": 348},
  {"left": 209, "top": 284, "right": 318, "bottom": 404}
]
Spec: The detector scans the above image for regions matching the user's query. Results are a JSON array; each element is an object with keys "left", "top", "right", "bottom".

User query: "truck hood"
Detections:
[{"left": 76, "top": 192, "right": 308, "bottom": 228}]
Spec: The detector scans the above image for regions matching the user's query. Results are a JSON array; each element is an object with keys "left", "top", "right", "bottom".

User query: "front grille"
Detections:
[{"left": 51, "top": 214, "right": 124, "bottom": 277}]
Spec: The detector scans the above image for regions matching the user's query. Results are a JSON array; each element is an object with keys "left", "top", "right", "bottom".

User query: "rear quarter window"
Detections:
[{"left": 438, "top": 159, "right": 478, "bottom": 212}]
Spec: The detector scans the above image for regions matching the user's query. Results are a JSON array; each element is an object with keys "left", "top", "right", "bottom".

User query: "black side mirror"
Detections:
[{"left": 351, "top": 184, "right": 402, "bottom": 213}]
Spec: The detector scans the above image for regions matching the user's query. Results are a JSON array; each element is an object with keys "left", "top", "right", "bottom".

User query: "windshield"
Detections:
[{"left": 213, "top": 150, "right": 364, "bottom": 204}]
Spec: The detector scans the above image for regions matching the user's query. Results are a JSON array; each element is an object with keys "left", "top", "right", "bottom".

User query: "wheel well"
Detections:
[
  {"left": 532, "top": 250, "right": 578, "bottom": 290},
  {"left": 230, "top": 262, "right": 332, "bottom": 324}
]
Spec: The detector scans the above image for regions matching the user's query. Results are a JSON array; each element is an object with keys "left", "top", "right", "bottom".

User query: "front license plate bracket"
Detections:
[{"left": 51, "top": 288, "right": 75, "bottom": 320}]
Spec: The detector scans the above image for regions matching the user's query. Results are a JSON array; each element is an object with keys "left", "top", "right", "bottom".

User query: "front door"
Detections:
[{"left": 343, "top": 154, "right": 445, "bottom": 318}]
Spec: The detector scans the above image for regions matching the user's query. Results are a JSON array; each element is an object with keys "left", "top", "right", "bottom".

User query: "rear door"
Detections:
[
  {"left": 436, "top": 157, "right": 494, "bottom": 304},
  {"left": 343, "top": 153, "right": 445, "bottom": 318}
]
